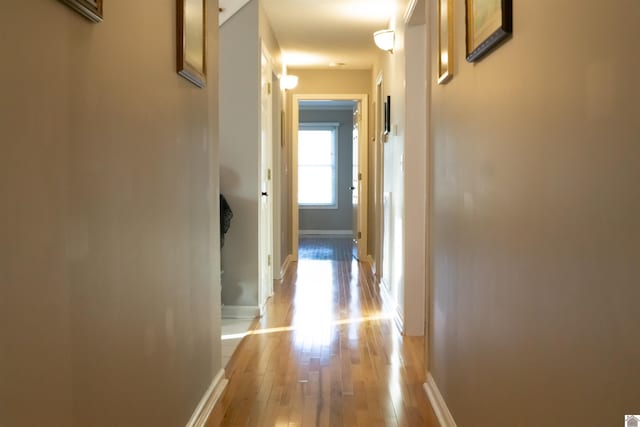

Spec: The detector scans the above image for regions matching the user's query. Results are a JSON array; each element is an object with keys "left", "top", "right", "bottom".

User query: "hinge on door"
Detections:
[
  {"left": 267, "top": 255, "right": 271, "bottom": 266},
  {"left": 358, "top": 173, "right": 362, "bottom": 181},
  {"left": 357, "top": 232, "right": 362, "bottom": 239},
  {"left": 267, "top": 169, "right": 271, "bottom": 180},
  {"left": 267, "top": 82, "right": 272, "bottom": 95}
]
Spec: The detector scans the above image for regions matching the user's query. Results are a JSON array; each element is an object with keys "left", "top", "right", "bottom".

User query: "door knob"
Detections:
[
  {"left": 261, "top": 192, "right": 268, "bottom": 196},
  {"left": 349, "top": 186, "right": 356, "bottom": 191}
]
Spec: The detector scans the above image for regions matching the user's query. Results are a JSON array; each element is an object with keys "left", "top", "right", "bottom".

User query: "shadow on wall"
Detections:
[
  {"left": 220, "top": 165, "right": 242, "bottom": 191},
  {"left": 219, "top": 165, "right": 259, "bottom": 306}
]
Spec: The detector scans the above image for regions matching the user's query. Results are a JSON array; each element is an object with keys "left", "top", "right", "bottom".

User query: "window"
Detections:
[{"left": 298, "top": 123, "right": 338, "bottom": 208}]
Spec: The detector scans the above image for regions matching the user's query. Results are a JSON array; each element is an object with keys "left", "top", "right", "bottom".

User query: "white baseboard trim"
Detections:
[
  {"left": 379, "top": 279, "right": 404, "bottom": 333},
  {"left": 221, "top": 305, "right": 260, "bottom": 319},
  {"left": 260, "top": 293, "right": 273, "bottom": 317},
  {"left": 379, "top": 278, "right": 395, "bottom": 308},
  {"left": 299, "top": 229, "right": 352, "bottom": 236},
  {"left": 185, "top": 369, "right": 228, "bottom": 427},
  {"left": 366, "top": 254, "right": 374, "bottom": 268},
  {"left": 424, "top": 373, "right": 458, "bottom": 427},
  {"left": 280, "top": 255, "right": 292, "bottom": 278}
]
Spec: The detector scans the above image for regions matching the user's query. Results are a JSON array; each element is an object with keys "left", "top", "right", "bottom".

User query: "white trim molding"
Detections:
[
  {"left": 218, "top": 0, "right": 252, "bottom": 26},
  {"left": 185, "top": 369, "right": 228, "bottom": 427},
  {"left": 424, "top": 373, "right": 458, "bottom": 427},
  {"left": 404, "top": 0, "right": 419, "bottom": 23},
  {"left": 260, "top": 294, "right": 272, "bottom": 317},
  {"left": 365, "top": 254, "right": 375, "bottom": 267},
  {"left": 379, "top": 279, "right": 404, "bottom": 333},
  {"left": 299, "top": 229, "right": 352, "bottom": 236},
  {"left": 221, "top": 305, "right": 260, "bottom": 319}
]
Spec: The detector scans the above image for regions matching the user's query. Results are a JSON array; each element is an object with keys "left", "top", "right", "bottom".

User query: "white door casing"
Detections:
[
  {"left": 374, "top": 73, "right": 385, "bottom": 282},
  {"left": 259, "top": 46, "right": 274, "bottom": 313},
  {"left": 352, "top": 105, "right": 360, "bottom": 257}
]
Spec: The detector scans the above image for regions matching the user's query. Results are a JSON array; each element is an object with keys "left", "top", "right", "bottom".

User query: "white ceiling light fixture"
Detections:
[
  {"left": 373, "top": 29, "right": 395, "bottom": 53},
  {"left": 280, "top": 74, "right": 299, "bottom": 90}
]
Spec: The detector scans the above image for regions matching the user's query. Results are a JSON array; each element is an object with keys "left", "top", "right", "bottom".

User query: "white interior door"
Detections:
[
  {"left": 259, "top": 48, "right": 273, "bottom": 313},
  {"left": 352, "top": 105, "right": 361, "bottom": 258}
]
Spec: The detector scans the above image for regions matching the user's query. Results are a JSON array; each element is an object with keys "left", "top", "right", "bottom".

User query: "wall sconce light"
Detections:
[
  {"left": 373, "top": 29, "right": 395, "bottom": 53},
  {"left": 280, "top": 74, "right": 299, "bottom": 90}
]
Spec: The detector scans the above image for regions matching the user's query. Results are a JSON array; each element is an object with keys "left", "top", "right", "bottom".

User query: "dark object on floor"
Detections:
[{"left": 220, "top": 194, "right": 233, "bottom": 247}]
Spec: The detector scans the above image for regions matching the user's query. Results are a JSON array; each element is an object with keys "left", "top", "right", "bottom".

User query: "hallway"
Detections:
[{"left": 209, "top": 238, "right": 437, "bottom": 426}]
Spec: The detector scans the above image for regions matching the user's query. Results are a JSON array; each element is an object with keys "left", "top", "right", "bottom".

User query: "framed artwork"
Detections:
[
  {"left": 437, "top": 0, "right": 454, "bottom": 84},
  {"left": 59, "top": 0, "right": 103, "bottom": 22},
  {"left": 177, "top": 0, "right": 207, "bottom": 88},
  {"left": 383, "top": 96, "right": 391, "bottom": 136},
  {"left": 465, "top": 0, "right": 512, "bottom": 62}
]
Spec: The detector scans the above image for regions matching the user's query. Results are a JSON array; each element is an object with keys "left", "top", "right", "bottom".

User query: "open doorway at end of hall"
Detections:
[{"left": 291, "top": 95, "right": 369, "bottom": 262}]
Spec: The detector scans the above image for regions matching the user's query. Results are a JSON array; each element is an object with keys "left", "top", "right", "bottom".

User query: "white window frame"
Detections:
[{"left": 298, "top": 122, "right": 340, "bottom": 210}]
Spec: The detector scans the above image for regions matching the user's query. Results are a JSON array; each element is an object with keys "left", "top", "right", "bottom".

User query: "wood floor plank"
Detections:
[{"left": 208, "top": 238, "right": 438, "bottom": 427}]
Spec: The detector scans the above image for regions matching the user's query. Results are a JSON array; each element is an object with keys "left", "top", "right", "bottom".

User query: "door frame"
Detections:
[
  {"left": 259, "top": 43, "right": 274, "bottom": 314},
  {"left": 373, "top": 73, "right": 385, "bottom": 282},
  {"left": 291, "top": 93, "right": 369, "bottom": 261}
]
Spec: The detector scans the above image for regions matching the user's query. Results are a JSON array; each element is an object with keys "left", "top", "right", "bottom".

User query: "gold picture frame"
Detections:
[
  {"left": 437, "top": 0, "right": 454, "bottom": 84},
  {"left": 465, "top": 0, "right": 512, "bottom": 62},
  {"left": 177, "top": 0, "right": 207, "bottom": 88},
  {"left": 59, "top": 0, "right": 103, "bottom": 22}
]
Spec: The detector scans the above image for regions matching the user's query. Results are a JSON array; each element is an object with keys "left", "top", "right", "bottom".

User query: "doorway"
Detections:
[{"left": 291, "top": 94, "right": 368, "bottom": 262}]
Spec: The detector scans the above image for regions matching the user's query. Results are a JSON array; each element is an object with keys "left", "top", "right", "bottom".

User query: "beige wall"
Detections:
[
  {"left": 259, "top": 1, "right": 282, "bottom": 71},
  {"left": 219, "top": 0, "right": 261, "bottom": 307},
  {"left": 427, "top": 0, "right": 640, "bottom": 425},
  {"left": 288, "top": 69, "right": 372, "bottom": 96},
  {"left": 403, "top": 21, "right": 427, "bottom": 336},
  {"left": 0, "top": 1, "right": 221, "bottom": 426}
]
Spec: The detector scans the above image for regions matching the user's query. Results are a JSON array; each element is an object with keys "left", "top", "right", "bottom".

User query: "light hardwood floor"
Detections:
[{"left": 208, "top": 238, "right": 438, "bottom": 427}]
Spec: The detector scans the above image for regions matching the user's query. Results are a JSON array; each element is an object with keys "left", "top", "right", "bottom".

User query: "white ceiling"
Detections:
[{"left": 220, "top": 0, "right": 397, "bottom": 70}]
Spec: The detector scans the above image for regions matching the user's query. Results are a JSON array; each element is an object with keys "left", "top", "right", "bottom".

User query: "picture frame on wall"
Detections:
[
  {"left": 465, "top": 0, "right": 512, "bottom": 62},
  {"left": 437, "top": 0, "right": 454, "bottom": 84},
  {"left": 177, "top": 0, "right": 207, "bottom": 88},
  {"left": 59, "top": 0, "right": 103, "bottom": 22}
]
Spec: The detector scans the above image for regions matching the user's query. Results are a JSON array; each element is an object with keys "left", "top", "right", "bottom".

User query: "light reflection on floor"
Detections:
[
  {"left": 292, "top": 259, "right": 335, "bottom": 346},
  {"left": 222, "top": 313, "right": 393, "bottom": 340},
  {"left": 216, "top": 237, "right": 437, "bottom": 426},
  {"left": 222, "top": 238, "right": 392, "bottom": 347}
]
